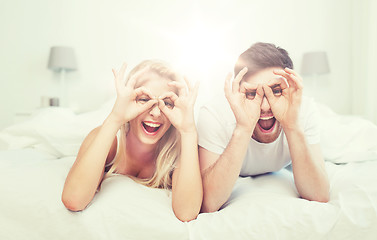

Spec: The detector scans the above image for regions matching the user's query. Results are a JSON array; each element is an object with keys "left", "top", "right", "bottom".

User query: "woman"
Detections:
[{"left": 62, "top": 60, "right": 203, "bottom": 222}]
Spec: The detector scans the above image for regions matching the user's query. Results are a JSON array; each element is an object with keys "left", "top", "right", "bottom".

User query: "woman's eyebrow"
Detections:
[{"left": 269, "top": 84, "right": 281, "bottom": 89}]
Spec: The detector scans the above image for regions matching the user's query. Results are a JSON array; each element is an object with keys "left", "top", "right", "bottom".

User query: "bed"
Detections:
[{"left": 1, "top": 100, "right": 377, "bottom": 240}]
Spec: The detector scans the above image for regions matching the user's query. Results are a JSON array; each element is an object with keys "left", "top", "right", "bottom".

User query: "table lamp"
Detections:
[
  {"left": 47, "top": 46, "right": 77, "bottom": 107},
  {"left": 301, "top": 51, "right": 330, "bottom": 76}
]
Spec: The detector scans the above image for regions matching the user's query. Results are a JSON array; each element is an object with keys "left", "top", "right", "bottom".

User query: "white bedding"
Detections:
[{"left": 1, "top": 101, "right": 377, "bottom": 239}]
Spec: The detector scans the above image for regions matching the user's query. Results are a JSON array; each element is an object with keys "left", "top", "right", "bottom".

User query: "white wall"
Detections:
[
  {"left": 351, "top": 0, "right": 377, "bottom": 123},
  {"left": 0, "top": 0, "right": 355, "bottom": 129}
]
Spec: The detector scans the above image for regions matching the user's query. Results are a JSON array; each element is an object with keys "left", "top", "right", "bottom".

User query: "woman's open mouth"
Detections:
[
  {"left": 142, "top": 121, "right": 162, "bottom": 136},
  {"left": 257, "top": 116, "right": 276, "bottom": 133}
]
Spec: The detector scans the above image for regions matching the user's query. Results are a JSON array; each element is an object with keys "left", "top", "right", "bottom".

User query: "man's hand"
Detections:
[
  {"left": 224, "top": 67, "right": 264, "bottom": 132},
  {"left": 263, "top": 68, "right": 303, "bottom": 130}
]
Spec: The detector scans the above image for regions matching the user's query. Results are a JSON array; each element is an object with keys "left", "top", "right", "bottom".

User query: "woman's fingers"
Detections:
[
  {"left": 117, "top": 63, "right": 127, "bottom": 86},
  {"left": 167, "top": 81, "right": 187, "bottom": 97},
  {"left": 112, "top": 69, "right": 117, "bottom": 78},
  {"left": 138, "top": 99, "right": 158, "bottom": 114},
  {"left": 158, "top": 99, "right": 173, "bottom": 119},
  {"left": 127, "top": 66, "right": 150, "bottom": 89},
  {"left": 133, "top": 86, "right": 155, "bottom": 99},
  {"left": 159, "top": 91, "right": 179, "bottom": 103}
]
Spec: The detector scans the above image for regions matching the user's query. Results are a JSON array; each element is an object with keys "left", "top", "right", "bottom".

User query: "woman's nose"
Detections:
[{"left": 149, "top": 104, "right": 161, "bottom": 117}]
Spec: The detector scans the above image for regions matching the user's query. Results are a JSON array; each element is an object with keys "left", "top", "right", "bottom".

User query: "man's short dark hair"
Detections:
[{"left": 234, "top": 42, "right": 293, "bottom": 78}]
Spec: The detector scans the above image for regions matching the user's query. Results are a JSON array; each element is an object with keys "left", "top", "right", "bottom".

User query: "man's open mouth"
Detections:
[
  {"left": 142, "top": 121, "right": 161, "bottom": 135},
  {"left": 257, "top": 116, "right": 276, "bottom": 133}
]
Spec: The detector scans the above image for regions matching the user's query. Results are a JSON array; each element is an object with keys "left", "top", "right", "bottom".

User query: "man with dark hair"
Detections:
[{"left": 197, "top": 42, "right": 330, "bottom": 213}]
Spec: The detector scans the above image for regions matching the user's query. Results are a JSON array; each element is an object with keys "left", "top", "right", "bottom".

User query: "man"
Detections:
[{"left": 197, "top": 42, "right": 330, "bottom": 213}]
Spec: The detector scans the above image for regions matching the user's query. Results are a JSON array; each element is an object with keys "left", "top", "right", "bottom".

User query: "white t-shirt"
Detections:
[{"left": 197, "top": 94, "right": 321, "bottom": 176}]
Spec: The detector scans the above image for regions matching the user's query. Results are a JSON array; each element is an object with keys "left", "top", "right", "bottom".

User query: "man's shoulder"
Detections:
[{"left": 199, "top": 94, "right": 235, "bottom": 121}]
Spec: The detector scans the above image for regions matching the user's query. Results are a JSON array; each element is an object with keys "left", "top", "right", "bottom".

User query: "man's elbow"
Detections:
[
  {"left": 200, "top": 197, "right": 221, "bottom": 213},
  {"left": 313, "top": 192, "right": 330, "bottom": 203},
  {"left": 302, "top": 191, "right": 330, "bottom": 203}
]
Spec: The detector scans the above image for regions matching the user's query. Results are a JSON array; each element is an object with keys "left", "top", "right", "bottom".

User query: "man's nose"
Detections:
[
  {"left": 260, "top": 95, "right": 271, "bottom": 112},
  {"left": 149, "top": 104, "right": 161, "bottom": 117}
]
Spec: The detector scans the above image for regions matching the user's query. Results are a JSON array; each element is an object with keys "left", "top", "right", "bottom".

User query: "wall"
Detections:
[
  {"left": 0, "top": 0, "right": 354, "bottom": 129},
  {"left": 351, "top": 0, "right": 377, "bottom": 123}
]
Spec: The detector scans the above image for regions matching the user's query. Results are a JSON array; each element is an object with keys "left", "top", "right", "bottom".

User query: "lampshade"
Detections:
[
  {"left": 301, "top": 51, "right": 330, "bottom": 75},
  {"left": 47, "top": 46, "right": 77, "bottom": 71}
]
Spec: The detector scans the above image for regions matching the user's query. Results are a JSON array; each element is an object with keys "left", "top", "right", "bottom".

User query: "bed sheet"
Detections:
[
  {"left": 1, "top": 100, "right": 377, "bottom": 239},
  {"left": 0, "top": 149, "right": 187, "bottom": 240},
  {"left": 1, "top": 148, "right": 377, "bottom": 240}
]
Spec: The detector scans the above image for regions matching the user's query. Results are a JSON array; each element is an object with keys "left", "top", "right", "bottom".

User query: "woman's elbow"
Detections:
[
  {"left": 174, "top": 209, "right": 200, "bottom": 222},
  {"left": 61, "top": 193, "right": 87, "bottom": 212}
]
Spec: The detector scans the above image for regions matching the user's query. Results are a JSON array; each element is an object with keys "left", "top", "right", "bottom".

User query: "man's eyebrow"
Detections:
[{"left": 244, "top": 88, "right": 257, "bottom": 91}]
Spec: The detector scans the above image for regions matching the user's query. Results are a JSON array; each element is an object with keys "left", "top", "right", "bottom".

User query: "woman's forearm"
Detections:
[
  {"left": 172, "top": 131, "right": 203, "bottom": 222},
  {"left": 62, "top": 115, "right": 122, "bottom": 211}
]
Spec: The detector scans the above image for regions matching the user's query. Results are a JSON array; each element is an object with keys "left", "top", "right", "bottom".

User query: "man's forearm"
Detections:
[
  {"left": 201, "top": 125, "right": 252, "bottom": 212},
  {"left": 284, "top": 127, "right": 329, "bottom": 202}
]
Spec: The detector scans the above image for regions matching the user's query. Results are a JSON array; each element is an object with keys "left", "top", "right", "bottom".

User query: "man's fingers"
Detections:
[
  {"left": 192, "top": 81, "right": 200, "bottom": 102},
  {"left": 287, "top": 72, "right": 304, "bottom": 90},
  {"left": 224, "top": 72, "right": 233, "bottom": 98},
  {"left": 232, "top": 67, "right": 248, "bottom": 93},
  {"left": 254, "top": 84, "right": 264, "bottom": 103},
  {"left": 183, "top": 76, "right": 193, "bottom": 91},
  {"left": 263, "top": 84, "right": 275, "bottom": 102}
]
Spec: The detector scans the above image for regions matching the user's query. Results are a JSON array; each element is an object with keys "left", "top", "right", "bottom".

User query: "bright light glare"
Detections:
[{"left": 172, "top": 18, "right": 234, "bottom": 82}]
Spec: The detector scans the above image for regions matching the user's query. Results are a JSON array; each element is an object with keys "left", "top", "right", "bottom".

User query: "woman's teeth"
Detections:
[
  {"left": 142, "top": 122, "right": 161, "bottom": 134},
  {"left": 144, "top": 122, "right": 161, "bottom": 128},
  {"left": 259, "top": 116, "right": 274, "bottom": 120}
]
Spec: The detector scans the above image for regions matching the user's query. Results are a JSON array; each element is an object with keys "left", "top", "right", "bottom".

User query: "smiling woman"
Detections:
[{"left": 61, "top": 59, "right": 203, "bottom": 222}]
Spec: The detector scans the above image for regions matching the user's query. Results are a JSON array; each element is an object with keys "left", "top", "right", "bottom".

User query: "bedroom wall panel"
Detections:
[{"left": 0, "top": 0, "right": 355, "bottom": 129}]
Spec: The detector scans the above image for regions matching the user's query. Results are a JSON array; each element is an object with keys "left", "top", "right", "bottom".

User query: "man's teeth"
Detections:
[
  {"left": 260, "top": 116, "right": 274, "bottom": 120},
  {"left": 144, "top": 122, "right": 161, "bottom": 128}
]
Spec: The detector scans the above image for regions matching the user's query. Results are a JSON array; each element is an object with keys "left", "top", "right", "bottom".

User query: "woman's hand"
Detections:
[
  {"left": 263, "top": 68, "right": 303, "bottom": 130},
  {"left": 110, "top": 63, "right": 158, "bottom": 126},
  {"left": 224, "top": 67, "right": 264, "bottom": 133},
  {"left": 158, "top": 77, "right": 199, "bottom": 134}
]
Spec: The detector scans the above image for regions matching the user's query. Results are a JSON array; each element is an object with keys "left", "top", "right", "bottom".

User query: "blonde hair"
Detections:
[{"left": 105, "top": 60, "right": 182, "bottom": 189}]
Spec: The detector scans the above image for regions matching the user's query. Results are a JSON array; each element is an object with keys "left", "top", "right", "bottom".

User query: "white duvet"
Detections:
[{"left": 1, "top": 101, "right": 377, "bottom": 239}]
